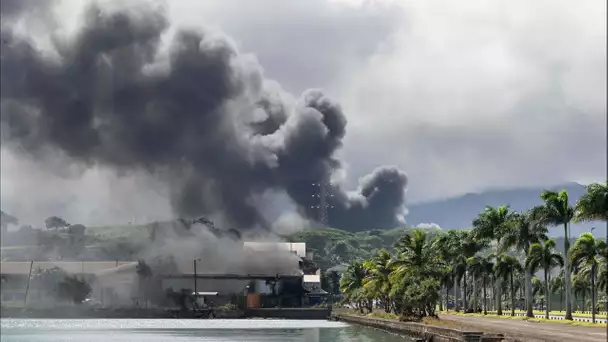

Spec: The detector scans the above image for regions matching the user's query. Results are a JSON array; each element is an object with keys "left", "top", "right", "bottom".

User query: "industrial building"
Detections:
[{"left": 0, "top": 242, "right": 327, "bottom": 310}]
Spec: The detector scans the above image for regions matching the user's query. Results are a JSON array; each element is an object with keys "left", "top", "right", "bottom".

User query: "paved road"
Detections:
[{"left": 438, "top": 314, "right": 608, "bottom": 342}]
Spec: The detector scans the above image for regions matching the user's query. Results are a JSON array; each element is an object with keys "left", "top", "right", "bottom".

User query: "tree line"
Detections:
[{"left": 339, "top": 182, "right": 607, "bottom": 323}]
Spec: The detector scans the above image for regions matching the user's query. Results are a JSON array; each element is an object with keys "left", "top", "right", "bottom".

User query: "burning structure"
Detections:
[
  {"left": 0, "top": 241, "right": 322, "bottom": 310},
  {"left": 0, "top": 1, "right": 407, "bottom": 312}
]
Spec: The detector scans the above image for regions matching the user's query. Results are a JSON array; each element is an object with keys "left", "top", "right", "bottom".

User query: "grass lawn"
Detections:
[
  {"left": 440, "top": 311, "right": 607, "bottom": 328},
  {"left": 483, "top": 309, "right": 608, "bottom": 318}
]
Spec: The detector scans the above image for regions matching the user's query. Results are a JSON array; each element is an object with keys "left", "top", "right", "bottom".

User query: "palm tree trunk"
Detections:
[
  {"left": 454, "top": 280, "right": 459, "bottom": 311},
  {"left": 446, "top": 286, "right": 449, "bottom": 312},
  {"left": 483, "top": 277, "right": 487, "bottom": 315},
  {"left": 496, "top": 278, "right": 503, "bottom": 315},
  {"left": 582, "top": 291, "right": 585, "bottom": 313},
  {"left": 564, "top": 223, "right": 573, "bottom": 320},
  {"left": 547, "top": 274, "right": 551, "bottom": 314},
  {"left": 591, "top": 264, "right": 596, "bottom": 323},
  {"left": 525, "top": 269, "right": 534, "bottom": 317},
  {"left": 492, "top": 278, "right": 496, "bottom": 311},
  {"left": 463, "top": 274, "right": 468, "bottom": 311},
  {"left": 559, "top": 289, "right": 563, "bottom": 312},
  {"left": 521, "top": 280, "right": 525, "bottom": 310},
  {"left": 510, "top": 273, "right": 515, "bottom": 317},
  {"left": 544, "top": 269, "right": 550, "bottom": 319},
  {"left": 472, "top": 276, "right": 478, "bottom": 311}
]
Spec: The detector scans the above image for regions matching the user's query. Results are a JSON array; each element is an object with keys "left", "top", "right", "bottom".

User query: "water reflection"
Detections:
[{"left": 1, "top": 319, "right": 413, "bottom": 342}]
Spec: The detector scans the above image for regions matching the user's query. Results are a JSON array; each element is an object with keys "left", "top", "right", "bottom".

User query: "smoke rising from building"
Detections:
[{"left": 0, "top": 2, "right": 407, "bottom": 231}]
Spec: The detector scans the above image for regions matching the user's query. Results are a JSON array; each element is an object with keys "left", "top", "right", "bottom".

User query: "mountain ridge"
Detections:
[{"left": 405, "top": 182, "right": 601, "bottom": 237}]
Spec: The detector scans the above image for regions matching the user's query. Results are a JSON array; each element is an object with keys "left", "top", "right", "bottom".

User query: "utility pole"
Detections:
[
  {"left": 23, "top": 260, "right": 34, "bottom": 308},
  {"left": 311, "top": 178, "right": 334, "bottom": 227},
  {"left": 193, "top": 259, "right": 197, "bottom": 297}
]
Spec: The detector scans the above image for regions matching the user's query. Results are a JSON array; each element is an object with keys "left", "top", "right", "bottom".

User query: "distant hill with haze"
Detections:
[{"left": 405, "top": 182, "right": 601, "bottom": 237}]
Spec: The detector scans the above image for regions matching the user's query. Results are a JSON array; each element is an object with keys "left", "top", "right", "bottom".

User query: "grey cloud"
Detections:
[
  {"left": 0, "top": 1, "right": 407, "bottom": 231},
  {"left": 338, "top": 0, "right": 606, "bottom": 202},
  {"left": 3, "top": 0, "right": 602, "bottom": 231},
  {"left": 165, "top": 0, "right": 402, "bottom": 94}
]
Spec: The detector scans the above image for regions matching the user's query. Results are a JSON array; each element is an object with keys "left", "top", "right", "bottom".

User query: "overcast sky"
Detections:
[{"left": 1, "top": 0, "right": 605, "bottom": 226}]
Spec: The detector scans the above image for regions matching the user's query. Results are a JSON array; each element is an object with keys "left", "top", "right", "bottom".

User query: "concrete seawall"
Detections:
[
  {"left": 245, "top": 308, "right": 331, "bottom": 319},
  {"left": 0, "top": 307, "right": 234, "bottom": 319},
  {"left": 1, "top": 307, "right": 331, "bottom": 320},
  {"left": 332, "top": 314, "right": 504, "bottom": 342}
]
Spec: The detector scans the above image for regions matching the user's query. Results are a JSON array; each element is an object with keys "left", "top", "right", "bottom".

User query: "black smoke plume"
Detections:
[{"left": 0, "top": 3, "right": 407, "bottom": 232}]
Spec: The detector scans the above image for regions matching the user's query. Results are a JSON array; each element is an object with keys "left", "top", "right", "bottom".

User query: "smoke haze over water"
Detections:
[{"left": 0, "top": 1, "right": 407, "bottom": 231}]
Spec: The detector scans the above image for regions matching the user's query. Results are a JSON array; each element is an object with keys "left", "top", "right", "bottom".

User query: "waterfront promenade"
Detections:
[{"left": 438, "top": 313, "right": 608, "bottom": 342}]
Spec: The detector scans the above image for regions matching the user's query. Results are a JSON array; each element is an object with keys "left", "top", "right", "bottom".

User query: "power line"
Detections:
[{"left": 311, "top": 178, "right": 334, "bottom": 227}]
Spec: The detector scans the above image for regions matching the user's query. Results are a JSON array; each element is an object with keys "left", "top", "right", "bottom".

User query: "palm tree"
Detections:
[
  {"left": 550, "top": 272, "right": 565, "bottom": 312},
  {"left": 340, "top": 261, "right": 367, "bottom": 312},
  {"left": 574, "top": 181, "right": 608, "bottom": 223},
  {"left": 530, "top": 190, "right": 576, "bottom": 320},
  {"left": 481, "top": 254, "right": 496, "bottom": 314},
  {"left": 501, "top": 211, "right": 548, "bottom": 317},
  {"left": 526, "top": 239, "right": 564, "bottom": 318},
  {"left": 472, "top": 206, "right": 517, "bottom": 243},
  {"left": 472, "top": 206, "right": 517, "bottom": 315},
  {"left": 435, "top": 231, "right": 460, "bottom": 310},
  {"left": 467, "top": 255, "right": 483, "bottom": 312},
  {"left": 574, "top": 181, "right": 608, "bottom": 313},
  {"left": 388, "top": 229, "right": 446, "bottom": 316},
  {"left": 532, "top": 277, "right": 545, "bottom": 310},
  {"left": 572, "top": 274, "right": 590, "bottom": 313},
  {"left": 442, "top": 230, "right": 487, "bottom": 312},
  {"left": 467, "top": 254, "right": 494, "bottom": 313},
  {"left": 439, "top": 266, "right": 455, "bottom": 311},
  {"left": 597, "top": 257, "right": 608, "bottom": 310},
  {"left": 570, "top": 232, "right": 607, "bottom": 323},
  {"left": 453, "top": 253, "right": 468, "bottom": 312},
  {"left": 363, "top": 249, "right": 392, "bottom": 312},
  {"left": 390, "top": 229, "right": 443, "bottom": 279},
  {"left": 494, "top": 254, "right": 523, "bottom": 317}
]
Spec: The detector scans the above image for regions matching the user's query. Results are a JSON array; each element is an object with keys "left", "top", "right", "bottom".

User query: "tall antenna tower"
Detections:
[{"left": 311, "top": 177, "right": 334, "bottom": 227}]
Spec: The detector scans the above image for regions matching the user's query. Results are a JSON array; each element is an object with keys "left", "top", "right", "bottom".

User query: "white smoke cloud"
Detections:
[{"left": 415, "top": 222, "right": 441, "bottom": 230}]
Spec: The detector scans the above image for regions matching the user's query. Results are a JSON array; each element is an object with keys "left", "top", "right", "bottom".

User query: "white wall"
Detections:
[{"left": 161, "top": 278, "right": 250, "bottom": 294}]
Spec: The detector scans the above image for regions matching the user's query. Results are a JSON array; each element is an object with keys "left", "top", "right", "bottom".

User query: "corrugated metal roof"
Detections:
[
  {"left": 243, "top": 242, "right": 306, "bottom": 258},
  {"left": 192, "top": 292, "right": 219, "bottom": 296},
  {"left": 0, "top": 261, "right": 136, "bottom": 276}
]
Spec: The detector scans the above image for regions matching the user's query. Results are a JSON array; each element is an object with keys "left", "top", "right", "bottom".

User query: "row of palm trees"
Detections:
[
  {"left": 339, "top": 181, "right": 607, "bottom": 323},
  {"left": 462, "top": 183, "right": 607, "bottom": 323},
  {"left": 340, "top": 228, "right": 445, "bottom": 317}
]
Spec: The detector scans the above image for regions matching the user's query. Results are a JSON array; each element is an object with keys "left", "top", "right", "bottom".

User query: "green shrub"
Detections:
[{"left": 219, "top": 303, "right": 238, "bottom": 310}]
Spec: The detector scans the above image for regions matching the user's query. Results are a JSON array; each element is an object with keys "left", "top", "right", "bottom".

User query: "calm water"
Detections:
[{"left": 0, "top": 319, "right": 414, "bottom": 341}]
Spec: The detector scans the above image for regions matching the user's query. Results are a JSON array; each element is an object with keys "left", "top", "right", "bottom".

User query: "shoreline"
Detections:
[
  {"left": 330, "top": 311, "right": 606, "bottom": 342},
  {"left": 331, "top": 313, "right": 504, "bottom": 342}
]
